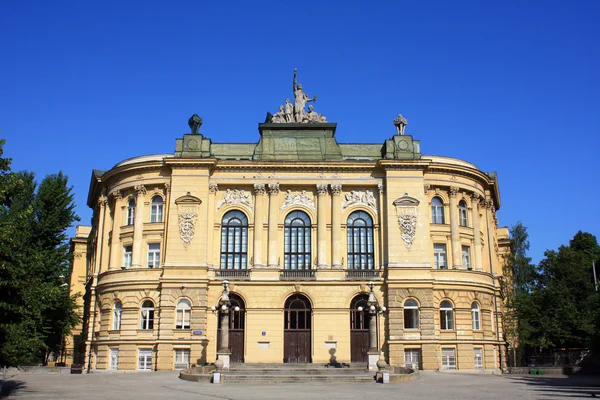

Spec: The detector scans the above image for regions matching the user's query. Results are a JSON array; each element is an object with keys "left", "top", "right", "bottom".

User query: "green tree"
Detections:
[{"left": 0, "top": 140, "right": 80, "bottom": 367}]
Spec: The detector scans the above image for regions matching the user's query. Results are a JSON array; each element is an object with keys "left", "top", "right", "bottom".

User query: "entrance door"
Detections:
[
  {"left": 217, "top": 294, "right": 245, "bottom": 363},
  {"left": 284, "top": 294, "right": 312, "bottom": 363},
  {"left": 350, "top": 294, "right": 370, "bottom": 363}
]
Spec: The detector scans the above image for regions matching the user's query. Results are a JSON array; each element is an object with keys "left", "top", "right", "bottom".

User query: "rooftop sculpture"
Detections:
[{"left": 269, "top": 69, "right": 327, "bottom": 124}]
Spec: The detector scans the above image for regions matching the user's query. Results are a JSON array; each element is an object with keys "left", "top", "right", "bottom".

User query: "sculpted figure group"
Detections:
[{"left": 271, "top": 69, "right": 327, "bottom": 124}]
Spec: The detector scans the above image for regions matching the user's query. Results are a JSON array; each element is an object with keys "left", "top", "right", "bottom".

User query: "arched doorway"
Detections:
[
  {"left": 284, "top": 294, "right": 312, "bottom": 363},
  {"left": 350, "top": 294, "right": 370, "bottom": 363},
  {"left": 217, "top": 293, "right": 245, "bottom": 363}
]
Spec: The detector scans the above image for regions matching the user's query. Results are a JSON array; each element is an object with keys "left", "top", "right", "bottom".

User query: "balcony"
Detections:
[
  {"left": 215, "top": 269, "right": 250, "bottom": 281},
  {"left": 345, "top": 269, "right": 382, "bottom": 280},
  {"left": 280, "top": 269, "right": 316, "bottom": 281}
]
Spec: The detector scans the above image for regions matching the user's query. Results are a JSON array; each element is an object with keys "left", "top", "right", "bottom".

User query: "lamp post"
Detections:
[
  {"left": 358, "top": 281, "right": 386, "bottom": 371},
  {"left": 210, "top": 280, "right": 240, "bottom": 370}
]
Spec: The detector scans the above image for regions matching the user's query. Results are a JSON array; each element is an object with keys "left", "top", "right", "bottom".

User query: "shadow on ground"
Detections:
[
  {"left": 509, "top": 375, "right": 600, "bottom": 399},
  {"left": 0, "top": 379, "right": 27, "bottom": 397}
]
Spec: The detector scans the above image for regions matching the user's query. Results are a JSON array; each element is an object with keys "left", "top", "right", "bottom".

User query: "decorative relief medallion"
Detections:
[
  {"left": 342, "top": 190, "right": 378, "bottom": 214},
  {"left": 175, "top": 192, "right": 202, "bottom": 249},
  {"left": 216, "top": 189, "right": 253, "bottom": 211},
  {"left": 281, "top": 190, "right": 315, "bottom": 210},
  {"left": 393, "top": 193, "right": 420, "bottom": 249}
]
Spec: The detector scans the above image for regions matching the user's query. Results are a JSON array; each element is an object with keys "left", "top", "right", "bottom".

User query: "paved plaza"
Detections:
[{"left": 1, "top": 371, "right": 599, "bottom": 400}]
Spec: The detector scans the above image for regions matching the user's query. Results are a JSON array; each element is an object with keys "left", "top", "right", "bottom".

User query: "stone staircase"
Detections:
[{"left": 220, "top": 363, "right": 375, "bottom": 384}]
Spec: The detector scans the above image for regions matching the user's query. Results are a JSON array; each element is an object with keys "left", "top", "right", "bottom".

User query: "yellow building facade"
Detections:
[{"left": 68, "top": 111, "right": 509, "bottom": 373}]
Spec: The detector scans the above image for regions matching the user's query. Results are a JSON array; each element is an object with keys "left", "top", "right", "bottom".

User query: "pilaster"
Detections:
[
  {"left": 316, "top": 184, "right": 328, "bottom": 269},
  {"left": 108, "top": 191, "right": 121, "bottom": 270},
  {"left": 330, "top": 184, "right": 342, "bottom": 269},
  {"left": 472, "top": 193, "right": 483, "bottom": 271},
  {"left": 267, "top": 183, "right": 280, "bottom": 268},
  {"left": 131, "top": 185, "right": 146, "bottom": 268},
  {"left": 449, "top": 186, "right": 461, "bottom": 269},
  {"left": 253, "top": 184, "right": 266, "bottom": 268}
]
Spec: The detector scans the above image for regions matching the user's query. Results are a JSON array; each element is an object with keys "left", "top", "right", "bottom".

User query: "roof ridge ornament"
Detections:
[
  {"left": 188, "top": 114, "right": 203, "bottom": 134},
  {"left": 268, "top": 69, "right": 327, "bottom": 124},
  {"left": 393, "top": 114, "right": 408, "bottom": 135}
]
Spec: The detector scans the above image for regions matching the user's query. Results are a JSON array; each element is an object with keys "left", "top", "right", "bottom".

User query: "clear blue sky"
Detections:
[{"left": 2, "top": 1, "right": 599, "bottom": 264}]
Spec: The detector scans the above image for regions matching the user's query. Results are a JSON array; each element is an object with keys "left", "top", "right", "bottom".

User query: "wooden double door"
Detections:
[{"left": 284, "top": 294, "right": 312, "bottom": 363}]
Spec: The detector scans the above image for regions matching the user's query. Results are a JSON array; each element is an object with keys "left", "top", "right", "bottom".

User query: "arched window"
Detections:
[
  {"left": 459, "top": 200, "right": 468, "bottom": 227},
  {"left": 127, "top": 199, "right": 136, "bottom": 225},
  {"left": 350, "top": 294, "right": 370, "bottom": 330},
  {"left": 150, "top": 196, "right": 163, "bottom": 223},
  {"left": 440, "top": 300, "right": 454, "bottom": 330},
  {"left": 471, "top": 302, "right": 481, "bottom": 330},
  {"left": 140, "top": 300, "right": 154, "bottom": 330},
  {"left": 176, "top": 299, "right": 191, "bottom": 329},
  {"left": 284, "top": 294, "right": 311, "bottom": 330},
  {"left": 220, "top": 211, "right": 248, "bottom": 269},
  {"left": 404, "top": 299, "right": 420, "bottom": 330},
  {"left": 112, "top": 301, "right": 122, "bottom": 330},
  {"left": 347, "top": 211, "right": 375, "bottom": 270},
  {"left": 431, "top": 197, "right": 444, "bottom": 224},
  {"left": 284, "top": 211, "right": 311, "bottom": 270}
]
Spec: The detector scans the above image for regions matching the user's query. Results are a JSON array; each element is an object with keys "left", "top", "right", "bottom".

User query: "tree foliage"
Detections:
[{"left": 0, "top": 140, "right": 80, "bottom": 366}]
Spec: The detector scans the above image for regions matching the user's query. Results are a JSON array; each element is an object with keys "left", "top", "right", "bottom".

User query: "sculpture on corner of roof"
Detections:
[
  {"left": 188, "top": 114, "right": 203, "bottom": 134},
  {"left": 393, "top": 114, "right": 408, "bottom": 135},
  {"left": 268, "top": 68, "right": 327, "bottom": 124}
]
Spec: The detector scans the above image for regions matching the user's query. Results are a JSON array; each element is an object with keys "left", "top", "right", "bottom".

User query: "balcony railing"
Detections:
[
  {"left": 345, "top": 269, "right": 382, "bottom": 280},
  {"left": 280, "top": 269, "right": 316, "bottom": 280},
  {"left": 215, "top": 269, "right": 250, "bottom": 280}
]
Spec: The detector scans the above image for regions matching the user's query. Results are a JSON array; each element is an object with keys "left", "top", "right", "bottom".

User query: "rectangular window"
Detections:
[
  {"left": 138, "top": 348, "right": 152, "bottom": 371},
  {"left": 459, "top": 208, "right": 468, "bottom": 227},
  {"left": 148, "top": 243, "right": 160, "bottom": 268},
  {"left": 434, "top": 244, "right": 447, "bottom": 269},
  {"left": 174, "top": 349, "right": 190, "bottom": 370},
  {"left": 404, "top": 349, "right": 421, "bottom": 370},
  {"left": 462, "top": 246, "right": 471, "bottom": 269},
  {"left": 474, "top": 348, "right": 484, "bottom": 369},
  {"left": 442, "top": 348, "right": 456, "bottom": 370},
  {"left": 109, "top": 348, "right": 119, "bottom": 370},
  {"left": 123, "top": 246, "right": 132, "bottom": 269}
]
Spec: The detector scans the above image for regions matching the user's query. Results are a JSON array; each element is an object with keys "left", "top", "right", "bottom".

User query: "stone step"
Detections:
[
  {"left": 220, "top": 374, "right": 375, "bottom": 384},
  {"left": 225, "top": 369, "right": 369, "bottom": 375}
]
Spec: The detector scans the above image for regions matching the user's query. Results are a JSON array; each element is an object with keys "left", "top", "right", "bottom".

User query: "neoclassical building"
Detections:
[{"left": 67, "top": 78, "right": 509, "bottom": 373}]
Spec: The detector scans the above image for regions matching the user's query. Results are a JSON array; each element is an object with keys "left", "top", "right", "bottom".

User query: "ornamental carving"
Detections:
[
  {"left": 268, "top": 69, "right": 327, "bottom": 124},
  {"left": 134, "top": 185, "right": 146, "bottom": 196},
  {"left": 393, "top": 193, "right": 420, "bottom": 249},
  {"left": 316, "top": 184, "right": 328, "bottom": 196},
  {"left": 281, "top": 190, "right": 315, "bottom": 210},
  {"left": 449, "top": 186, "right": 459, "bottom": 197},
  {"left": 216, "top": 189, "right": 253, "bottom": 211},
  {"left": 209, "top": 183, "right": 218, "bottom": 193},
  {"left": 175, "top": 192, "right": 202, "bottom": 248},
  {"left": 268, "top": 183, "right": 280, "bottom": 195},
  {"left": 330, "top": 184, "right": 342, "bottom": 195},
  {"left": 254, "top": 184, "right": 266, "bottom": 195},
  {"left": 342, "top": 190, "right": 378, "bottom": 214}
]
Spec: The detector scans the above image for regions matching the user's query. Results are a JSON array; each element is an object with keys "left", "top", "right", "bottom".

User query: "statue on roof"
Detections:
[
  {"left": 393, "top": 114, "right": 408, "bottom": 135},
  {"left": 188, "top": 114, "right": 203, "bottom": 134},
  {"left": 269, "top": 69, "right": 327, "bottom": 123}
]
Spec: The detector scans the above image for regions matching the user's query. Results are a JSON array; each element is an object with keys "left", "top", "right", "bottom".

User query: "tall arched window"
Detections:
[
  {"left": 404, "top": 299, "right": 420, "bottom": 330},
  {"left": 347, "top": 211, "right": 375, "bottom": 270},
  {"left": 459, "top": 200, "right": 468, "bottom": 227},
  {"left": 220, "top": 211, "right": 248, "bottom": 269},
  {"left": 431, "top": 197, "right": 444, "bottom": 224},
  {"left": 112, "top": 301, "right": 122, "bottom": 330},
  {"left": 140, "top": 300, "right": 154, "bottom": 330},
  {"left": 471, "top": 302, "right": 481, "bottom": 330},
  {"left": 285, "top": 294, "right": 312, "bottom": 330},
  {"left": 284, "top": 211, "right": 311, "bottom": 270},
  {"left": 176, "top": 299, "right": 191, "bottom": 329},
  {"left": 127, "top": 199, "right": 136, "bottom": 225},
  {"left": 440, "top": 300, "right": 454, "bottom": 330},
  {"left": 150, "top": 196, "right": 163, "bottom": 223}
]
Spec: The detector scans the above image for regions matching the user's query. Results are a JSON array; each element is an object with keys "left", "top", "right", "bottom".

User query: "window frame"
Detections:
[
  {"left": 123, "top": 245, "right": 133, "bottom": 269},
  {"left": 474, "top": 348, "right": 484, "bottom": 369},
  {"left": 220, "top": 210, "right": 249, "bottom": 270},
  {"left": 150, "top": 196, "right": 163, "bottom": 223},
  {"left": 140, "top": 300, "right": 154, "bottom": 330},
  {"left": 462, "top": 245, "right": 471, "bottom": 270},
  {"left": 147, "top": 243, "right": 160, "bottom": 268},
  {"left": 404, "top": 349, "right": 421, "bottom": 370},
  {"left": 109, "top": 348, "right": 119, "bottom": 370},
  {"left": 174, "top": 349, "right": 190, "bottom": 370},
  {"left": 138, "top": 348, "right": 152, "bottom": 371},
  {"left": 471, "top": 302, "right": 481, "bottom": 330},
  {"left": 441, "top": 348, "right": 457, "bottom": 370},
  {"left": 346, "top": 210, "right": 375, "bottom": 270},
  {"left": 403, "top": 299, "right": 420, "bottom": 330},
  {"left": 431, "top": 197, "right": 444, "bottom": 224},
  {"left": 458, "top": 199, "right": 468, "bottom": 227},
  {"left": 112, "top": 301, "right": 122, "bottom": 331},
  {"left": 284, "top": 211, "right": 312, "bottom": 270},
  {"left": 127, "top": 199, "right": 135, "bottom": 226},
  {"left": 440, "top": 300, "right": 454, "bottom": 330},
  {"left": 433, "top": 243, "right": 447, "bottom": 269},
  {"left": 176, "top": 299, "right": 191, "bottom": 330}
]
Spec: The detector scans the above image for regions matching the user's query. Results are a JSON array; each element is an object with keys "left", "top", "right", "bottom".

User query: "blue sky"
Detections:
[{"left": 1, "top": 1, "right": 599, "bottom": 264}]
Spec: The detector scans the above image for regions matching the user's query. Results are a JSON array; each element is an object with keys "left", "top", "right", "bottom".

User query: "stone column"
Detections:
[
  {"left": 219, "top": 311, "right": 230, "bottom": 353},
  {"left": 377, "top": 183, "right": 384, "bottom": 268},
  {"left": 252, "top": 184, "right": 266, "bottom": 268},
  {"left": 472, "top": 194, "right": 483, "bottom": 271},
  {"left": 96, "top": 195, "right": 108, "bottom": 273},
  {"left": 109, "top": 190, "right": 122, "bottom": 270},
  {"left": 267, "top": 183, "right": 280, "bottom": 268},
  {"left": 449, "top": 186, "right": 462, "bottom": 269},
  {"left": 131, "top": 185, "right": 146, "bottom": 268},
  {"left": 486, "top": 199, "right": 496, "bottom": 274},
  {"left": 330, "top": 184, "right": 342, "bottom": 269},
  {"left": 207, "top": 183, "right": 218, "bottom": 267},
  {"left": 316, "top": 184, "right": 329, "bottom": 269}
]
